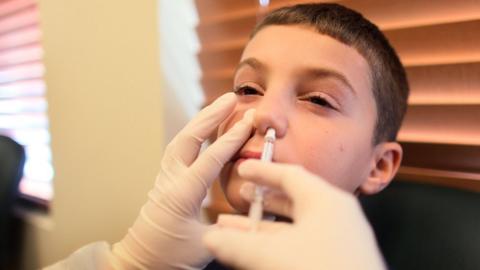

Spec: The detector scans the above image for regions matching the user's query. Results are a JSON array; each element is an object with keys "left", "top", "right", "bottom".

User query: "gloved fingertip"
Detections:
[
  {"left": 216, "top": 214, "right": 230, "bottom": 226},
  {"left": 237, "top": 159, "right": 258, "bottom": 176},
  {"left": 213, "top": 92, "right": 237, "bottom": 106},
  {"left": 242, "top": 108, "right": 256, "bottom": 122},
  {"left": 203, "top": 229, "right": 222, "bottom": 249},
  {"left": 239, "top": 182, "right": 255, "bottom": 202}
]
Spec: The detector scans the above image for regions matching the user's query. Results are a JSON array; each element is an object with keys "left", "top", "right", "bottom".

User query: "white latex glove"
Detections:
[
  {"left": 111, "top": 93, "right": 255, "bottom": 270},
  {"left": 203, "top": 160, "right": 386, "bottom": 270}
]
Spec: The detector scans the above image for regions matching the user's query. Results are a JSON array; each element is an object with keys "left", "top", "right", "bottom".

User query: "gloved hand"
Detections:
[
  {"left": 111, "top": 93, "right": 255, "bottom": 269},
  {"left": 203, "top": 160, "right": 386, "bottom": 270}
]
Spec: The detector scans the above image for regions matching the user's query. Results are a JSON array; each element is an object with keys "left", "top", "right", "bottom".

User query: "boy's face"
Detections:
[{"left": 218, "top": 25, "right": 379, "bottom": 213}]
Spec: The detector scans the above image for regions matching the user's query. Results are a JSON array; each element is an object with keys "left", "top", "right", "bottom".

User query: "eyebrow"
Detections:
[
  {"left": 234, "top": 57, "right": 357, "bottom": 96},
  {"left": 303, "top": 67, "right": 357, "bottom": 97},
  {"left": 234, "top": 58, "right": 266, "bottom": 75}
]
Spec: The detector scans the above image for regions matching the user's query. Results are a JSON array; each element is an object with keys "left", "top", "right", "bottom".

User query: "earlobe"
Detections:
[{"left": 360, "top": 142, "right": 403, "bottom": 195}]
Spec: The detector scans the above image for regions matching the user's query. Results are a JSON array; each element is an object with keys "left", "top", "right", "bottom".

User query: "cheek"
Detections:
[
  {"left": 287, "top": 118, "right": 373, "bottom": 192},
  {"left": 301, "top": 139, "right": 359, "bottom": 191}
]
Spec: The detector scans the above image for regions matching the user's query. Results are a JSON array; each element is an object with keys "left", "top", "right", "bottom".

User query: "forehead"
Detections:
[{"left": 240, "top": 25, "right": 372, "bottom": 96}]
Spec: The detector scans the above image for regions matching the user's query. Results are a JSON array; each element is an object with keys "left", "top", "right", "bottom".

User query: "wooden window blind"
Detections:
[
  {"left": 0, "top": 0, "right": 52, "bottom": 204},
  {"left": 195, "top": 0, "right": 480, "bottom": 216}
]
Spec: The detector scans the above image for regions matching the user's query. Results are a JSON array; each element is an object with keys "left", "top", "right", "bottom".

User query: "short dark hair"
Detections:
[{"left": 251, "top": 3, "right": 409, "bottom": 144}]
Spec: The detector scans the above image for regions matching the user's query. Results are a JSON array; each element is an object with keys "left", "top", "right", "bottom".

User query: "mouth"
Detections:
[{"left": 232, "top": 150, "right": 262, "bottom": 164}]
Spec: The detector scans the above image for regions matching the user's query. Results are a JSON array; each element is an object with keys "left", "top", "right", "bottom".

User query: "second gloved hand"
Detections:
[
  {"left": 203, "top": 160, "right": 386, "bottom": 270},
  {"left": 111, "top": 93, "right": 254, "bottom": 269}
]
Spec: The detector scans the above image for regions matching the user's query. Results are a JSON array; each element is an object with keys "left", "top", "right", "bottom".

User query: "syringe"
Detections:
[{"left": 248, "top": 127, "right": 276, "bottom": 231}]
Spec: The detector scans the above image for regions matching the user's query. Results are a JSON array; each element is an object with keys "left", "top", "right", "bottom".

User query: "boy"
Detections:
[
  {"left": 217, "top": 3, "right": 408, "bottom": 218},
  {"left": 46, "top": 3, "right": 408, "bottom": 270}
]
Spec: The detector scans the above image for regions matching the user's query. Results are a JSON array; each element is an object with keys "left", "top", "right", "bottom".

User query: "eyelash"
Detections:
[
  {"left": 299, "top": 94, "right": 336, "bottom": 110},
  {"left": 233, "top": 85, "right": 336, "bottom": 110},
  {"left": 233, "top": 85, "right": 263, "bottom": 96}
]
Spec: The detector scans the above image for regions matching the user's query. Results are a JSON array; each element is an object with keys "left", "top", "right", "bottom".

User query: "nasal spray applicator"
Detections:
[{"left": 248, "top": 127, "right": 275, "bottom": 231}]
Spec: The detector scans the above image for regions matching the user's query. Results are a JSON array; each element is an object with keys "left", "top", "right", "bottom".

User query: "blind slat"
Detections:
[
  {"left": 0, "top": 25, "right": 39, "bottom": 51},
  {"left": 398, "top": 166, "right": 480, "bottom": 193},
  {"left": 0, "top": 112, "right": 48, "bottom": 129},
  {"left": 0, "top": 43, "right": 42, "bottom": 67},
  {"left": 0, "top": 0, "right": 34, "bottom": 18},
  {"left": 0, "top": 96, "right": 47, "bottom": 114},
  {"left": 339, "top": 0, "right": 480, "bottom": 30},
  {"left": 6, "top": 127, "right": 50, "bottom": 145},
  {"left": 0, "top": 5, "right": 37, "bottom": 35},
  {"left": 401, "top": 143, "right": 480, "bottom": 174},
  {"left": 0, "top": 61, "right": 44, "bottom": 83},
  {"left": 195, "top": 0, "right": 306, "bottom": 21},
  {"left": 386, "top": 20, "right": 480, "bottom": 66},
  {"left": 0, "top": 79, "right": 45, "bottom": 97},
  {"left": 408, "top": 62, "right": 480, "bottom": 105},
  {"left": 400, "top": 105, "right": 480, "bottom": 145},
  {"left": 197, "top": 0, "right": 480, "bottom": 31}
]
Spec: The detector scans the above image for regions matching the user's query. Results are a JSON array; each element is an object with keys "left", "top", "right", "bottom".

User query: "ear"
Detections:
[{"left": 359, "top": 142, "right": 403, "bottom": 195}]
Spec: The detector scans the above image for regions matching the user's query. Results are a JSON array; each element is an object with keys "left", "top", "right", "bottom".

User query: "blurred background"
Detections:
[{"left": 0, "top": 0, "right": 479, "bottom": 269}]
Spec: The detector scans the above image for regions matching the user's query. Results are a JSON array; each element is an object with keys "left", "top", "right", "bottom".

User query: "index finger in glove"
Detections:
[
  {"left": 190, "top": 109, "right": 255, "bottom": 185},
  {"left": 169, "top": 93, "right": 237, "bottom": 166}
]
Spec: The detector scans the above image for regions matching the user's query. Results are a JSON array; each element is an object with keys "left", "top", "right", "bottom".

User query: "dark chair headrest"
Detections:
[{"left": 360, "top": 180, "right": 480, "bottom": 270}]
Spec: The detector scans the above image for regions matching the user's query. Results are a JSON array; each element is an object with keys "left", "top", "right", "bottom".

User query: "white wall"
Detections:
[
  {"left": 20, "top": 1, "right": 165, "bottom": 268},
  {"left": 158, "top": 0, "right": 203, "bottom": 142}
]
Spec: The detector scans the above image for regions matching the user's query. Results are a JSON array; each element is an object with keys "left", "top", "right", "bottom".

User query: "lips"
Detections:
[{"left": 232, "top": 150, "right": 262, "bottom": 164}]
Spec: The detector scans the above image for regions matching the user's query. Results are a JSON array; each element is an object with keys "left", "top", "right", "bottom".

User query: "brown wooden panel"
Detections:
[
  {"left": 397, "top": 167, "right": 480, "bottom": 193},
  {"left": 197, "top": 1, "right": 322, "bottom": 44},
  {"left": 199, "top": 20, "right": 480, "bottom": 84},
  {"left": 401, "top": 142, "right": 480, "bottom": 173},
  {"left": 197, "top": 0, "right": 480, "bottom": 30},
  {"left": 407, "top": 62, "right": 480, "bottom": 105},
  {"left": 197, "top": 1, "right": 480, "bottom": 195},
  {"left": 201, "top": 76, "right": 232, "bottom": 105},
  {"left": 399, "top": 104, "right": 480, "bottom": 145},
  {"left": 198, "top": 43, "right": 244, "bottom": 75},
  {"left": 344, "top": 0, "right": 480, "bottom": 30},
  {"left": 195, "top": 0, "right": 258, "bottom": 20},
  {"left": 196, "top": 0, "right": 326, "bottom": 23},
  {"left": 386, "top": 20, "right": 480, "bottom": 66},
  {"left": 197, "top": 13, "right": 256, "bottom": 45}
]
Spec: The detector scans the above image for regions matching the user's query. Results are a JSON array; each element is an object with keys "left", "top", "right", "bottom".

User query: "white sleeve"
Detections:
[{"left": 43, "top": 242, "right": 114, "bottom": 270}]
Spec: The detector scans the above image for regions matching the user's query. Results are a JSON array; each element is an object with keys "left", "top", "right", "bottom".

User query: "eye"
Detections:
[
  {"left": 308, "top": 96, "right": 332, "bottom": 107},
  {"left": 233, "top": 85, "right": 263, "bottom": 96},
  {"left": 300, "top": 94, "right": 337, "bottom": 110}
]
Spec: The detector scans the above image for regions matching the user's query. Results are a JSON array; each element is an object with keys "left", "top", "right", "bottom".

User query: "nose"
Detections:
[{"left": 253, "top": 91, "right": 289, "bottom": 138}]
